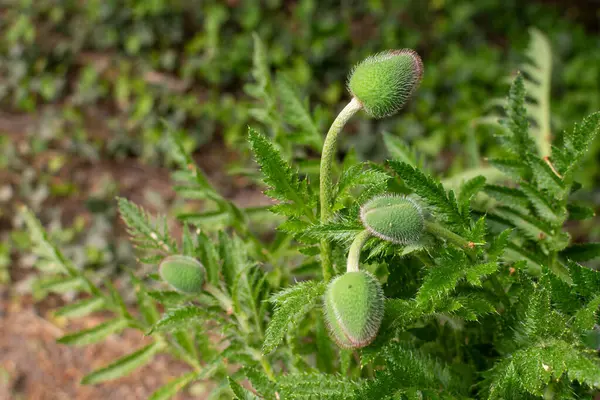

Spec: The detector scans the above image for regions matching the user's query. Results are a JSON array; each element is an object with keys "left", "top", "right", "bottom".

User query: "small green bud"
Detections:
[
  {"left": 159, "top": 255, "right": 206, "bottom": 294},
  {"left": 360, "top": 195, "right": 424, "bottom": 244},
  {"left": 324, "top": 271, "right": 384, "bottom": 348},
  {"left": 347, "top": 49, "right": 423, "bottom": 119}
]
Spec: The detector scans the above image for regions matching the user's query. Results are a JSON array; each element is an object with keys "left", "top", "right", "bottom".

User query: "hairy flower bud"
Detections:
[
  {"left": 159, "top": 255, "right": 206, "bottom": 294},
  {"left": 324, "top": 271, "right": 384, "bottom": 348},
  {"left": 360, "top": 195, "right": 424, "bottom": 244},
  {"left": 348, "top": 49, "right": 423, "bottom": 118}
]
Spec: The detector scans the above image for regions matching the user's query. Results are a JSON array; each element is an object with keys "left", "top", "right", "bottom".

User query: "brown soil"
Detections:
[{"left": 0, "top": 295, "right": 208, "bottom": 400}]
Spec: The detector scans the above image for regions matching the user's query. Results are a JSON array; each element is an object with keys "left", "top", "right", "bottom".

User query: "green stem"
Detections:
[
  {"left": 248, "top": 348, "right": 275, "bottom": 380},
  {"left": 319, "top": 98, "right": 363, "bottom": 280},
  {"left": 204, "top": 284, "right": 233, "bottom": 313},
  {"left": 424, "top": 220, "right": 472, "bottom": 250},
  {"left": 424, "top": 221, "right": 511, "bottom": 309},
  {"left": 347, "top": 230, "right": 371, "bottom": 273}
]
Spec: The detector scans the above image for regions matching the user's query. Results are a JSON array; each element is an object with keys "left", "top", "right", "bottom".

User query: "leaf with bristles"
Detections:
[{"left": 263, "top": 280, "right": 326, "bottom": 354}]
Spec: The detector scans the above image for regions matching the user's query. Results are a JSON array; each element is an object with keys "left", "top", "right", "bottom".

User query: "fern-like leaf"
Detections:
[
  {"left": 117, "top": 197, "right": 176, "bottom": 263},
  {"left": 81, "top": 341, "right": 164, "bottom": 384},
  {"left": 248, "top": 128, "right": 315, "bottom": 220},
  {"left": 487, "top": 339, "right": 600, "bottom": 398},
  {"left": 389, "top": 161, "right": 466, "bottom": 231},
  {"left": 263, "top": 280, "right": 326, "bottom": 354}
]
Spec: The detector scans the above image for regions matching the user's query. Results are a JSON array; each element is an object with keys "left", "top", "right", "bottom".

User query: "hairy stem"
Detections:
[
  {"left": 424, "top": 220, "right": 472, "bottom": 249},
  {"left": 319, "top": 98, "right": 363, "bottom": 280},
  {"left": 424, "top": 221, "right": 511, "bottom": 309},
  {"left": 347, "top": 230, "right": 371, "bottom": 273}
]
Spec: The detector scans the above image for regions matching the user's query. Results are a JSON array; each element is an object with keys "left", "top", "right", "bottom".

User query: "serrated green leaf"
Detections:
[
  {"left": 276, "top": 74, "right": 322, "bottom": 151},
  {"left": 219, "top": 232, "right": 248, "bottom": 293},
  {"left": 389, "top": 161, "right": 466, "bottom": 231},
  {"left": 487, "top": 339, "right": 600, "bottom": 398},
  {"left": 453, "top": 294, "right": 497, "bottom": 321},
  {"left": 561, "top": 243, "right": 600, "bottom": 262},
  {"left": 263, "top": 280, "right": 326, "bottom": 354},
  {"left": 492, "top": 206, "right": 552, "bottom": 243},
  {"left": 553, "top": 112, "right": 600, "bottom": 177},
  {"left": 458, "top": 175, "right": 486, "bottom": 217},
  {"left": 465, "top": 262, "right": 499, "bottom": 286},
  {"left": 117, "top": 197, "right": 176, "bottom": 256},
  {"left": 573, "top": 295, "right": 600, "bottom": 333},
  {"left": 528, "top": 156, "right": 565, "bottom": 198},
  {"left": 278, "top": 371, "right": 360, "bottom": 399},
  {"left": 302, "top": 221, "right": 364, "bottom": 245},
  {"left": 383, "top": 132, "right": 421, "bottom": 168},
  {"left": 417, "top": 249, "right": 471, "bottom": 305},
  {"left": 57, "top": 318, "right": 128, "bottom": 346},
  {"left": 359, "top": 343, "right": 460, "bottom": 398},
  {"left": 149, "top": 372, "right": 199, "bottom": 400},
  {"left": 229, "top": 377, "right": 260, "bottom": 399},
  {"left": 54, "top": 297, "right": 105, "bottom": 318},
  {"left": 20, "top": 205, "right": 78, "bottom": 275},
  {"left": 148, "top": 305, "right": 214, "bottom": 334},
  {"left": 523, "top": 28, "right": 552, "bottom": 158},
  {"left": 251, "top": 33, "right": 270, "bottom": 92},
  {"left": 82, "top": 341, "right": 164, "bottom": 384},
  {"left": 488, "top": 229, "right": 512, "bottom": 260},
  {"left": 498, "top": 73, "right": 537, "bottom": 158},
  {"left": 567, "top": 203, "right": 595, "bottom": 220},
  {"left": 484, "top": 184, "right": 530, "bottom": 214},
  {"left": 146, "top": 290, "right": 189, "bottom": 306},
  {"left": 37, "top": 276, "right": 85, "bottom": 293},
  {"left": 487, "top": 157, "right": 529, "bottom": 181},
  {"left": 336, "top": 163, "right": 390, "bottom": 201},
  {"left": 248, "top": 128, "right": 314, "bottom": 221},
  {"left": 519, "top": 181, "right": 564, "bottom": 225},
  {"left": 131, "top": 274, "right": 159, "bottom": 325},
  {"left": 244, "top": 367, "right": 277, "bottom": 399},
  {"left": 197, "top": 231, "right": 220, "bottom": 285}
]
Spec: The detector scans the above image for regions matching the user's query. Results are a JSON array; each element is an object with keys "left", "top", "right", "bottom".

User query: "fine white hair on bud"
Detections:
[
  {"left": 159, "top": 255, "right": 206, "bottom": 294},
  {"left": 347, "top": 49, "right": 423, "bottom": 119},
  {"left": 360, "top": 194, "right": 424, "bottom": 244},
  {"left": 323, "top": 271, "right": 384, "bottom": 349}
]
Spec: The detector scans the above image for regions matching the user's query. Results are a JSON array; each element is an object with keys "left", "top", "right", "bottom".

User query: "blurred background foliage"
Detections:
[{"left": 1, "top": 0, "right": 600, "bottom": 287}]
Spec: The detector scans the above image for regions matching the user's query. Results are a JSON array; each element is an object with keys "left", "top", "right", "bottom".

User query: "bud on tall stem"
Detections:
[{"left": 319, "top": 49, "right": 423, "bottom": 281}]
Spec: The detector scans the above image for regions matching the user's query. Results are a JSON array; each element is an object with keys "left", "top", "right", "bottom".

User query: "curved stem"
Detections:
[
  {"left": 319, "top": 98, "right": 363, "bottom": 280},
  {"left": 347, "top": 230, "right": 371, "bottom": 273}
]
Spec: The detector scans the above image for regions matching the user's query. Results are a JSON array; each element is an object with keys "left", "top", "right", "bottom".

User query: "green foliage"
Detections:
[
  {"left": 263, "top": 280, "right": 326, "bottom": 354},
  {"left": 248, "top": 128, "right": 315, "bottom": 222},
  {"left": 81, "top": 341, "right": 165, "bottom": 384},
  {"left": 389, "top": 161, "right": 468, "bottom": 233},
  {"left": 15, "top": 18, "right": 600, "bottom": 400},
  {"left": 118, "top": 197, "right": 177, "bottom": 263}
]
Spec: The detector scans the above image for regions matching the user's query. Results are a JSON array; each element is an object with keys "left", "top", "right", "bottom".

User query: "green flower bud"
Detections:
[
  {"left": 360, "top": 195, "right": 424, "bottom": 244},
  {"left": 347, "top": 49, "right": 423, "bottom": 119},
  {"left": 324, "top": 271, "right": 384, "bottom": 348},
  {"left": 159, "top": 255, "right": 206, "bottom": 294}
]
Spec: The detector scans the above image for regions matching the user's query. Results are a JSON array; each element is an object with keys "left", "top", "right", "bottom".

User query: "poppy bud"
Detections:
[
  {"left": 159, "top": 255, "right": 206, "bottom": 294},
  {"left": 348, "top": 49, "right": 423, "bottom": 119},
  {"left": 360, "top": 195, "right": 424, "bottom": 244},
  {"left": 324, "top": 271, "right": 384, "bottom": 348}
]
